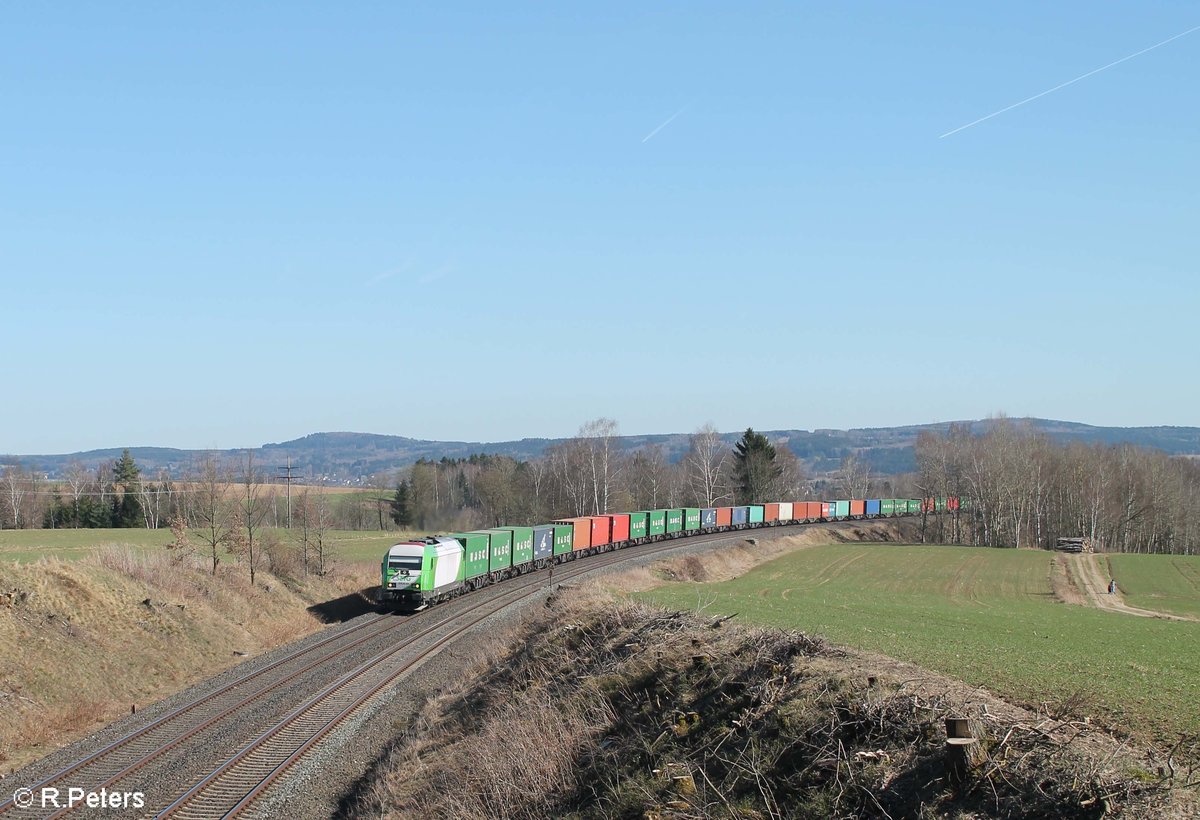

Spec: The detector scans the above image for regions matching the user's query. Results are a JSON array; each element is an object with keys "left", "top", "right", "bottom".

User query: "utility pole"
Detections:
[{"left": 276, "top": 455, "right": 298, "bottom": 528}]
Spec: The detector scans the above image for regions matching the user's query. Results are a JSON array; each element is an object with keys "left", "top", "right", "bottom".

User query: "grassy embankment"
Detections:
[
  {"left": 639, "top": 543, "right": 1200, "bottom": 748},
  {"left": 1106, "top": 553, "right": 1200, "bottom": 619},
  {"left": 352, "top": 588, "right": 1185, "bottom": 819},
  {"left": 0, "top": 547, "right": 376, "bottom": 771}
]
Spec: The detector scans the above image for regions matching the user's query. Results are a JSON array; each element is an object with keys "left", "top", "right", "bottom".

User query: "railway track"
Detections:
[
  {"left": 3, "top": 519, "right": 910, "bottom": 818},
  {"left": 0, "top": 613, "right": 410, "bottom": 819},
  {"left": 153, "top": 527, "right": 804, "bottom": 818}
]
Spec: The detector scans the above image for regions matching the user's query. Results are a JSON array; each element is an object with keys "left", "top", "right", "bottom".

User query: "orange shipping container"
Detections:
[
  {"left": 607, "top": 514, "right": 630, "bottom": 544},
  {"left": 716, "top": 507, "right": 732, "bottom": 526},
  {"left": 807, "top": 502, "right": 824, "bottom": 519},
  {"left": 554, "top": 518, "right": 592, "bottom": 551},
  {"left": 589, "top": 516, "right": 612, "bottom": 547},
  {"left": 763, "top": 503, "right": 780, "bottom": 522},
  {"left": 850, "top": 499, "right": 866, "bottom": 517}
]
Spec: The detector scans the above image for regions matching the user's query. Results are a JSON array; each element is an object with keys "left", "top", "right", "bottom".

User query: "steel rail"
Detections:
[
  {"left": 155, "top": 522, "right": 841, "bottom": 818},
  {"left": 9, "top": 515, "right": 924, "bottom": 818},
  {"left": 0, "top": 612, "right": 397, "bottom": 817}
]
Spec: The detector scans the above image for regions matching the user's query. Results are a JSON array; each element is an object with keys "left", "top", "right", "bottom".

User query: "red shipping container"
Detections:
[
  {"left": 807, "top": 502, "right": 823, "bottom": 520},
  {"left": 554, "top": 518, "right": 592, "bottom": 551},
  {"left": 949, "top": 497, "right": 960, "bottom": 511},
  {"left": 716, "top": 507, "right": 732, "bottom": 526},
  {"left": 607, "top": 514, "right": 630, "bottom": 544},
  {"left": 850, "top": 499, "right": 865, "bottom": 517},
  {"left": 762, "top": 503, "right": 780, "bottom": 522},
  {"left": 588, "top": 516, "right": 611, "bottom": 547},
  {"left": 922, "top": 498, "right": 935, "bottom": 513}
]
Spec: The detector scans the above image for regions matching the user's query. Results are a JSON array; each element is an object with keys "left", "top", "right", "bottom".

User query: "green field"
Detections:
[
  {"left": 0, "top": 528, "right": 421, "bottom": 564},
  {"left": 1107, "top": 553, "right": 1200, "bottom": 619},
  {"left": 641, "top": 544, "right": 1200, "bottom": 747}
]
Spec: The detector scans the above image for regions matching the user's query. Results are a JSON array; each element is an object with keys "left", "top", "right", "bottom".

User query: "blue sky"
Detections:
[{"left": 2, "top": 2, "right": 1197, "bottom": 453}]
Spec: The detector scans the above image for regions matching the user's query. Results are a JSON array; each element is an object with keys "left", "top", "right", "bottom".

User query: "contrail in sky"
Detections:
[
  {"left": 940, "top": 23, "right": 1200, "bottom": 138},
  {"left": 642, "top": 105, "right": 689, "bottom": 143}
]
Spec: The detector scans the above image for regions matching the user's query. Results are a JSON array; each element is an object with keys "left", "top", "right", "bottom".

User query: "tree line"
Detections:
[
  {"left": 388, "top": 421, "right": 810, "bottom": 530},
  {"left": 915, "top": 419, "right": 1200, "bottom": 554},
  {"left": 0, "top": 449, "right": 400, "bottom": 579}
]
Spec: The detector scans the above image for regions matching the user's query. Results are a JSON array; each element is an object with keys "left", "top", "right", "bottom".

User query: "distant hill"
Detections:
[{"left": 5, "top": 419, "right": 1199, "bottom": 484}]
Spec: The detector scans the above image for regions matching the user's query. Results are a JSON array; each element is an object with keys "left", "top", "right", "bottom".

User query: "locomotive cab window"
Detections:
[{"left": 388, "top": 557, "right": 422, "bottom": 570}]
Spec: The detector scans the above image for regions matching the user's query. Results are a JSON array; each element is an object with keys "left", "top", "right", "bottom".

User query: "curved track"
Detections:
[{"left": 1, "top": 518, "right": 913, "bottom": 818}]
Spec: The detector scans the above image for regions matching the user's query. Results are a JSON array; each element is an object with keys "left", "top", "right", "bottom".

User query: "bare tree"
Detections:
[
  {"left": 192, "top": 454, "right": 234, "bottom": 575},
  {"left": 773, "top": 447, "right": 807, "bottom": 500},
  {"left": 626, "top": 445, "right": 672, "bottom": 510},
  {"left": 836, "top": 452, "right": 873, "bottom": 499},
  {"left": 236, "top": 451, "right": 268, "bottom": 584},
  {"left": 1, "top": 465, "right": 27, "bottom": 529},
  {"left": 64, "top": 461, "right": 89, "bottom": 528},
  {"left": 684, "top": 424, "right": 731, "bottom": 506},
  {"left": 475, "top": 457, "right": 519, "bottom": 526},
  {"left": 547, "top": 438, "right": 591, "bottom": 517},
  {"left": 580, "top": 417, "right": 621, "bottom": 514},
  {"left": 311, "top": 486, "right": 333, "bottom": 576}
]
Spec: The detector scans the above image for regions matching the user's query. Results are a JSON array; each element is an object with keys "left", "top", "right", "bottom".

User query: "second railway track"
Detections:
[{"left": 1, "top": 521, "right": 878, "bottom": 818}]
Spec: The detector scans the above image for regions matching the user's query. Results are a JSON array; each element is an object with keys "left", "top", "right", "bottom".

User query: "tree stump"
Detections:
[
  {"left": 944, "top": 716, "right": 989, "bottom": 785},
  {"left": 946, "top": 738, "right": 988, "bottom": 785},
  {"left": 945, "top": 716, "right": 986, "bottom": 741}
]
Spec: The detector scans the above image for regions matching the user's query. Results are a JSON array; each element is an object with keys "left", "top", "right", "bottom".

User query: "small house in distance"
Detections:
[{"left": 1055, "top": 537, "right": 1097, "bottom": 553}]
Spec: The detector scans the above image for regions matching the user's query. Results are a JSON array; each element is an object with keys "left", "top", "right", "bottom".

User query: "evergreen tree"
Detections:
[
  {"left": 390, "top": 480, "right": 413, "bottom": 526},
  {"left": 113, "top": 449, "right": 140, "bottom": 486},
  {"left": 111, "top": 449, "right": 144, "bottom": 527},
  {"left": 733, "top": 428, "right": 782, "bottom": 504}
]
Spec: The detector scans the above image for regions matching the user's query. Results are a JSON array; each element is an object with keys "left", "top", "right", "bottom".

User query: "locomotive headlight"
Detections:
[{"left": 414, "top": 583, "right": 420, "bottom": 590}]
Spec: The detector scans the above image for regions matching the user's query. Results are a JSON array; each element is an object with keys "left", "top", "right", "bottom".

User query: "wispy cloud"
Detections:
[
  {"left": 642, "top": 105, "right": 690, "bottom": 143},
  {"left": 940, "top": 23, "right": 1200, "bottom": 139},
  {"left": 365, "top": 256, "right": 415, "bottom": 287},
  {"left": 417, "top": 263, "right": 455, "bottom": 285}
]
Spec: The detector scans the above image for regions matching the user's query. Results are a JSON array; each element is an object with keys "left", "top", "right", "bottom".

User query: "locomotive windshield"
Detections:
[{"left": 388, "top": 557, "right": 422, "bottom": 570}]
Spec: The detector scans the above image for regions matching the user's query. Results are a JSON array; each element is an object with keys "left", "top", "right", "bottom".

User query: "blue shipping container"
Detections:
[
  {"left": 532, "top": 525, "right": 555, "bottom": 561},
  {"left": 865, "top": 499, "right": 881, "bottom": 516},
  {"left": 701, "top": 508, "right": 717, "bottom": 528},
  {"left": 731, "top": 506, "right": 750, "bottom": 525}
]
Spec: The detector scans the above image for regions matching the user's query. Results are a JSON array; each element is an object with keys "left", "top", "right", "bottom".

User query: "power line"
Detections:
[{"left": 276, "top": 456, "right": 300, "bottom": 528}]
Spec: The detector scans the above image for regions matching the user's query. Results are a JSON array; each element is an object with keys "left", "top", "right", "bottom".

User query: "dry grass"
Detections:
[
  {"left": 350, "top": 584, "right": 1195, "bottom": 819},
  {"left": 0, "top": 549, "right": 374, "bottom": 771}
]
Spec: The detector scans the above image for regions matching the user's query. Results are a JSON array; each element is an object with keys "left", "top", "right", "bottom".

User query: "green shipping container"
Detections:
[
  {"left": 683, "top": 508, "right": 701, "bottom": 531},
  {"left": 665, "top": 508, "right": 684, "bottom": 533},
  {"left": 749, "top": 505, "right": 765, "bottom": 524},
  {"left": 835, "top": 500, "right": 850, "bottom": 518},
  {"left": 551, "top": 524, "right": 574, "bottom": 556},
  {"left": 646, "top": 510, "right": 667, "bottom": 536},
  {"left": 629, "top": 512, "right": 648, "bottom": 539},
  {"left": 449, "top": 532, "right": 490, "bottom": 580},
  {"left": 505, "top": 526, "right": 534, "bottom": 567},
  {"left": 881, "top": 499, "right": 896, "bottom": 516},
  {"left": 935, "top": 497, "right": 949, "bottom": 512},
  {"left": 906, "top": 499, "right": 922, "bottom": 514},
  {"left": 482, "top": 529, "right": 513, "bottom": 573}
]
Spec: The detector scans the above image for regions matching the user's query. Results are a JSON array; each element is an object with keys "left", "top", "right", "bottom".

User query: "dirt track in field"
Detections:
[{"left": 1065, "top": 553, "right": 1197, "bottom": 621}]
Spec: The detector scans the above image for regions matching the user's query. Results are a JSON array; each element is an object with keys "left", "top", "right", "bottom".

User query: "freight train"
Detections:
[{"left": 380, "top": 497, "right": 960, "bottom": 610}]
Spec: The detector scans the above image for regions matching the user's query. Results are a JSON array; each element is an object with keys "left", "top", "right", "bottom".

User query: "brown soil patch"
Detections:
[
  {"left": 1051, "top": 553, "right": 1088, "bottom": 606},
  {"left": 1067, "top": 553, "right": 1197, "bottom": 621}
]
